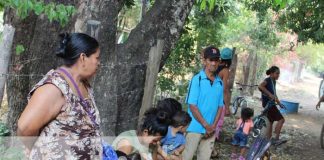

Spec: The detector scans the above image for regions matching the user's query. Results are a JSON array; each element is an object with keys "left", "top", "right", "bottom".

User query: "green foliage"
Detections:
[
  {"left": 277, "top": 0, "right": 324, "bottom": 43},
  {"left": 244, "top": 0, "right": 324, "bottom": 43},
  {"left": 157, "top": 27, "right": 196, "bottom": 98},
  {"left": 0, "top": 0, "right": 76, "bottom": 26},
  {"left": 196, "top": 0, "right": 233, "bottom": 12},
  {"left": 0, "top": 123, "right": 9, "bottom": 136},
  {"left": 219, "top": 4, "right": 280, "bottom": 83},
  {"left": 220, "top": 4, "right": 279, "bottom": 52},
  {"left": 192, "top": 4, "right": 230, "bottom": 50},
  {"left": 15, "top": 44, "right": 25, "bottom": 55},
  {"left": 118, "top": 1, "right": 141, "bottom": 30},
  {"left": 124, "top": 0, "right": 136, "bottom": 8},
  {"left": 157, "top": 1, "right": 281, "bottom": 99},
  {"left": 248, "top": 13, "right": 280, "bottom": 50},
  {"left": 296, "top": 43, "right": 324, "bottom": 73},
  {"left": 157, "top": 3, "right": 234, "bottom": 99},
  {"left": 244, "top": 0, "right": 288, "bottom": 12}
]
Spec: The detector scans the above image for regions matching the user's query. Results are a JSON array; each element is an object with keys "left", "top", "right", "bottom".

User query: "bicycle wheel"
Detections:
[
  {"left": 321, "top": 124, "right": 324, "bottom": 149},
  {"left": 253, "top": 116, "right": 270, "bottom": 138},
  {"left": 238, "top": 98, "right": 248, "bottom": 109},
  {"left": 231, "top": 98, "right": 239, "bottom": 115},
  {"left": 319, "top": 80, "right": 324, "bottom": 99}
]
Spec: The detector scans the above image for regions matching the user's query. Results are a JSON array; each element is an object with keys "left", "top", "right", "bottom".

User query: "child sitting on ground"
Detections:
[
  {"left": 231, "top": 107, "right": 254, "bottom": 160},
  {"left": 157, "top": 111, "right": 192, "bottom": 160}
]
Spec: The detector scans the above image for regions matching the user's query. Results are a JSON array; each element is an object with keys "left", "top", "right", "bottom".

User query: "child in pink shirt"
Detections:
[{"left": 231, "top": 107, "right": 254, "bottom": 160}]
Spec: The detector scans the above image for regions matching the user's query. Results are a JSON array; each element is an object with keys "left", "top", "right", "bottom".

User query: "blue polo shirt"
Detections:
[{"left": 186, "top": 69, "right": 224, "bottom": 134}]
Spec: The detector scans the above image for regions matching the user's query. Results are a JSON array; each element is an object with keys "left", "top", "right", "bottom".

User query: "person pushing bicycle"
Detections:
[{"left": 258, "top": 66, "right": 286, "bottom": 145}]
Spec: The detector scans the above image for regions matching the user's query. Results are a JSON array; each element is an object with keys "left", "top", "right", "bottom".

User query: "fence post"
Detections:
[
  {"left": 0, "top": 24, "right": 15, "bottom": 107},
  {"left": 87, "top": 20, "right": 101, "bottom": 39},
  {"left": 228, "top": 47, "right": 237, "bottom": 101}
]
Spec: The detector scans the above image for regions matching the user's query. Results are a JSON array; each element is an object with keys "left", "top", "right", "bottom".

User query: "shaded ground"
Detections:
[
  {"left": 212, "top": 72, "right": 324, "bottom": 160},
  {"left": 1, "top": 72, "right": 324, "bottom": 159},
  {"left": 275, "top": 72, "right": 324, "bottom": 159}
]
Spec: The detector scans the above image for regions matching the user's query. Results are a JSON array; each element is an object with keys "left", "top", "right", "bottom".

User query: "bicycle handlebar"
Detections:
[
  {"left": 263, "top": 99, "right": 286, "bottom": 114},
  {"left": 235, "top": 82, "right": 258, "bottom": 87}
]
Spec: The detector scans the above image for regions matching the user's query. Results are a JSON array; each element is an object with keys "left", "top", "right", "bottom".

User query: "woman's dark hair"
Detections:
[
  {"left": 171, "top": 111, "right": 192, "bottom": 128},
  {"left": 128, "top": 152, "right": 141, "bottom": 160},
  {"left": 222, "top": 59, "right": 232, "bottom": 68},
  {"left": 241, "top": 107, "right": 254, "bottom": 122},
  {"left": 56, "top": 33, "right": 99, "bottom": 66},
  {"left": 266, "top": 66, "right": 280, "bottom": 75},
  {"left": 139, "top": 108, "right": 169, "bottom": 136},
  {"left": 156, "top": 98, "right": 183, "bottom": 121},
  {"left": 116, "top": 151, "right": 141, "bottom": 160},
  {"left": 215, "top": 59, "right": 232, "bottom": 75}
]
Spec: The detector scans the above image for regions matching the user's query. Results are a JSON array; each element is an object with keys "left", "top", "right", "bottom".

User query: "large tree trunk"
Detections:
[
  {"left": 0, "top": 24, "right": 15, "bottom": 107},
  {"left": 5, "top": 0, "right": 194, "bottom": 136},
  {"left": 112, "top": 0, "right": 194, "bottom": 135},
  {"left": 4, "top": 7, "right": 44, "bottom": 134},
  {"left": 3, "top": 0, "right": 109, "bottom": 135}
]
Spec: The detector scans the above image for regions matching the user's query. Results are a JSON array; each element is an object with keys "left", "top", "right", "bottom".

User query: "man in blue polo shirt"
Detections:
[{"left": 182, "top": 46, "right": 224, "bottom": 160}]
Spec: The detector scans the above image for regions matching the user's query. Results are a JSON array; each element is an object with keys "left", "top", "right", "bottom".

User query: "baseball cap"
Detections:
[
  {"left": 220, "top": 48, "right": 233, "bottom": 60},
  {"left": 204, "top": 46, "right": 220, "bottom": 59}
]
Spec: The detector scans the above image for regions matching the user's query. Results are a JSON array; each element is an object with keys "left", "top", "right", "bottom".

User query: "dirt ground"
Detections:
[
  {"left": 275, "top": 72, "right": 324, "bottom": 159},
  {"left": 212, "top": 72, "right": 324, "bottom": 160},
  {"left": 1, "top": 72, "right": 324, "bottom": 159}
]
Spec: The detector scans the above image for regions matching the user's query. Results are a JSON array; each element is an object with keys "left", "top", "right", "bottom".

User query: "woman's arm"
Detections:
[
  {"left": 115, "top": 139, "right": 134, "bottom": 155},
  {"left": 17, "top": 84, "right": 64, "bottom": 148},
  {"left": 258, "top": 81, "right": 275, "bottom": 100},
  {"left": 17, "top": 84, "right": 64, "bottom": 136},
  {"left": 221, "top": 69, "right": 230, "bottom": 115}
]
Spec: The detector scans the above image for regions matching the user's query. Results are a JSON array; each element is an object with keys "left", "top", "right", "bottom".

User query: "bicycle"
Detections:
[
  {"left": 230, "top": 82, "right": 258, "bottom": 115},
  {"left": 252, "top": 100, "right": 286, "bottom": 138},
  {"left": 247, "top": 99, "right": 287, "bottom": 160},
  {"left": 246, "top": 136, "right": 271, "bottom": 160}
]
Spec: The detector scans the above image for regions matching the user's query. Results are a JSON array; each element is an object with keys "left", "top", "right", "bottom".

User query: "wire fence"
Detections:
[{"left": 0, "top": 61, "right": 188, "bottom": 129}]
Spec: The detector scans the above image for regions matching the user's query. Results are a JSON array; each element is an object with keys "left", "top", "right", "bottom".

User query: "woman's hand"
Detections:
[
  {"left": 316, "top": 102, "right": 321, "bottom": 110},
  {"left": 269, "top": 94, "right": 276, "bottom": 100}
]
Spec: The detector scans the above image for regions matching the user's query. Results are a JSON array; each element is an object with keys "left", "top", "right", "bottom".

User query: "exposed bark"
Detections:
[
  {"left": 242, "top": 52, "right": 254, "bottom": 93},
  {"left": 113, "top": 0, "right": 194, "bottom": 135},
  {"left": 74, "top": 0, "right": 124, "bottom": 136},
  {"left": 141, "top": 0, "right": 149, "bottom": 19},
  {"left": 249, "top": 54, "right": 258, "bottom": 96},
  {"left": 4, "top": 0, "right": 79, "bottom": 134},
  {"left": 228, "top": 47, "right": 237, "bottom": 100},
  {"left": 0, "top": 25, "right": 15, "bottom": 107},
  {"left": 139, "top": 40, "right": 164, "bottom": 122},
  {"left": 5, "top": 7, "right": 39, "bottom": 134},
  {"left": 5, "top": 0, "right": 194, "bottom": 136}
]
